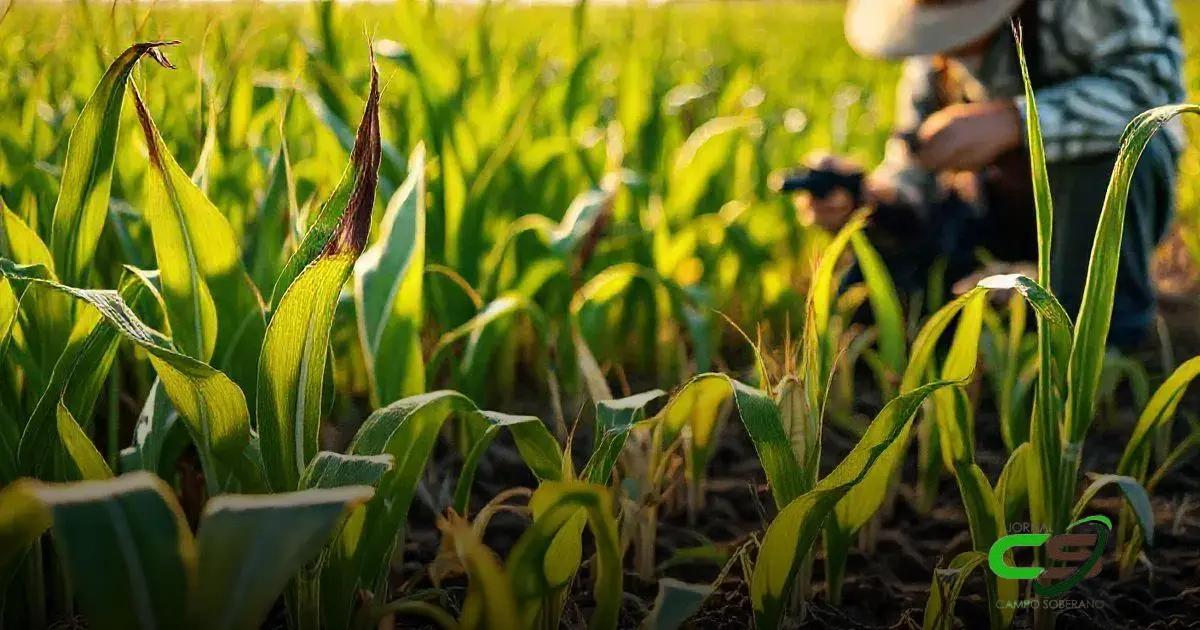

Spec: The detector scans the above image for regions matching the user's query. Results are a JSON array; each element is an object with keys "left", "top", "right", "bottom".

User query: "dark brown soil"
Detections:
[{"left": 381, "top": 350, "right": 1200, "bottom": 630}]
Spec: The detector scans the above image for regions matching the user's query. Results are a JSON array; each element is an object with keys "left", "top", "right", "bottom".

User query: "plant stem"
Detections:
[{"left": 107, "top": 360, "right": 120, "bottom": 469}]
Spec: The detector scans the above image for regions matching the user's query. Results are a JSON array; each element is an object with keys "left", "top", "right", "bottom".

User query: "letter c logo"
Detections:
[{"left": 987, "top": 533, "right": 1049, "bottom": 580}]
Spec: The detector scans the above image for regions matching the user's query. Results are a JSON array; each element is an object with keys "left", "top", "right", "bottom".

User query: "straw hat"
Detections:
[{"left": 845, "top": 0, "right": 1024, "bottom": 59}]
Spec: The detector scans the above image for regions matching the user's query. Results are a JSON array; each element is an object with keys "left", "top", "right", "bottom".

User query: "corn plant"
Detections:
[
  {"left": 1010, "top": 36, "right": 1193, "bottom": 573},
  {"left": 1114, "top": 356, "right": 1200, "bottom": 576},
  {"left": 913, "top": 38, "right": 1199, "bottom": 628},
  {"left": 0, "top": 472, "right": 371, "bottom": 630},
  {"left": 0, "top": 40, "right": 561, "bottom": 630},
  {"left": 379, "top": 482, "right": 621, "bottom": 630}
]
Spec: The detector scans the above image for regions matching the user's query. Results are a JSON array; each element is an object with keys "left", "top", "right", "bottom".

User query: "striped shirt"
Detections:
[{"left": 880, "top": 0, "right": 1185, "bottom": 200}]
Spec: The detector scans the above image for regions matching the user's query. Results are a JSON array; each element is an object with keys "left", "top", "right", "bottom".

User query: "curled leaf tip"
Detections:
[
  {"left": 324, "top": 61, "right": 381, "bottom": 257},
  {"left": 977, "top": 274, "right": 1024, "bottom": 290},
  {"left": 134, "top": 40, "right": 182, "bottom": 70}
]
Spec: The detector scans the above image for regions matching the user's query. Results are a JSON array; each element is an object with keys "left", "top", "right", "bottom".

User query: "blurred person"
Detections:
[{"left": 791, "top": 0, "right": 1184, "bottom": 348}]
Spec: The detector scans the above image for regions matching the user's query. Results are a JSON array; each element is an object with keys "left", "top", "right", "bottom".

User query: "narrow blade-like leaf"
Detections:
[
  {"left": 257, "top": 62, "right": 381, "bottom": 492},
  {"left": 354, "top": 144, "right": 426, "bottom": 407},
  {"left": 130, "top": 83, "right": 265, "bottom": 391},
  {"left": 50, "top": 41, "right": 179, "bottom": 287}
]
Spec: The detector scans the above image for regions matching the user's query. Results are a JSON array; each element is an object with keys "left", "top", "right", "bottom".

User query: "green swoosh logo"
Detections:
[{"left": 1032, "top": 514, "right": 1112, "bottom": 598}]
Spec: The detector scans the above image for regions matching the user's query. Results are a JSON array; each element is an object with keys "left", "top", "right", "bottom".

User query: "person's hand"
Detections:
[
  {"left": 793, "top": 153, "right": 908, "bottom": 232},
  {"left": 793, "top": 153, "right": 863, "bottom": 232},
  {"left": 916, "top": 100, "right": 1022, "bottom": 172}
]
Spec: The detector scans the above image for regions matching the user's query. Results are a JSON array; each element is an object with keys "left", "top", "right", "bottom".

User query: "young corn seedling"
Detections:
[
  {"left": 570, "top": 210, "right": 911, "bottom": 609},
  {"left": 1010, "top": 37, "right": 1195, "bottom": 619},
  {"left": 376, "top": 482, "right": 622, "bottom": 630},
  {"left": 980, "top": 292, "right": 1038, "bottom": 453},
  {"left": 919, "top": 36, "right": 1197, "bottom": 628},
  {"left": 1114, "top": 356, "right": 1200, "bottom": 577}
]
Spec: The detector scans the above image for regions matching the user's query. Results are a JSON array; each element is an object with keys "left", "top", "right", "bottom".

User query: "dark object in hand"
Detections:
[{"left": 769, "top": 166, "right": 865, "bottom": 204}]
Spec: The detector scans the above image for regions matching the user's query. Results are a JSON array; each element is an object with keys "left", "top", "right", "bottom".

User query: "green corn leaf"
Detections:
[
  {"left": 452, "top": 409, "right": 564, "bottom": 514},
  {"left": 1, "top": 203, "right": 71, "bottom": 381},
  {"left": 549, "top": 188, "right": 614, "bottom": 256},
  {"left": 50, "top": 41, "right": 178, "bottom": 287},
  {"left": 344, "top": 391, "right": 561, "bottom": 599},
  {"left": 480, "top": 188, "right": 613, "bottom": 300},
  {"left": 0, "top": 203, "right": 53, "bottom": 271},
  {"left": 444, "top": 515, "right": 521, "bottom": 630},
  {"left": 567, "top": 263, "right": 649, "bottom": 401},
  {"left": 17, "top": 295, "right": 125, "bottom": 478},
  {"left": 1064, "top": 105, "right": 1200, "bottom": 461},
  {"left": 300, "top": 452, "right": 395, "bottom": 490},
  {"left": 582, "top": 389, "right": 666, "bottom": 483},
  {"left": 130, "top": 83, "right": 265, "bottom": 382},
  {"left": 270, "top": 63, "right": 381, "bottom": 309},
  {"left": 427, "top": 293, "right": 548, "bottom": 392},
  {"left": 951, "top": 462, "right": 1013, "bottom": 628},
  {"left": 1015, "top": 32, "right": 1052, "bottom": 290},
  {"left": 804, "top": 212, "right": 867, "bottom": 417},
  {"left": 850, "top": 230, "right": 905, "bottom": 377},
  {"left": 656, "top": 373, "right": 805, "bottom": 508},
  {"left": 930, "top": 292, "right": 985, "bottom": 467},
  {"left": 1118, "top": 356, "right": 1200, "bottom": 481},
  {"left": 480, "top": 214, "right": 560, "bottom": 298},
  {"left": 508, "top": 482, "right": 622, "bottom": 630},
  {"left": 1071, "top": 474, "right": 1154, "bottom": 546},
  {"left": 249, "top": 139, "right": 299, "bottom": 294},
  {"left": 30, "top": 473, "right": 195, "bottom": 630},
  {"left": 923, "top": 551, "right": 987, "bottom": 630},
  {"left": 257, "top": 257, "right": 362, "bottom": 491},
  {"left": 1016, "top": 34, "right": 1065, "bottom": 534},
  {"left": 257, "top": 62, "right": 381, "bottom": 492},
  {"left": 354, "top": 144, "right": 426, "bottom": 408},
  {"left": 0, "top": 261, "right": 251, "bottom": 490},
  {"left": 56, "top": 402, "right": 113, "bottom": 480},
  {"left": 123, "top": 379, "right": 188, "bottom": 479},
  {"left": 902, "top": 288, "right": 987, "bottom": 392},
  {"left": 1120, "top": 424, "right": 1200, "bottom": 574},
  {"left": 751, "top": 380, "right": 958, "bottom": 629},
  {"left": 996, "top": 442, "right": 1032, "bottom": 526},
  {"left": 977, "top": 274, "right": 1072, "bottom": 388},
  {"left": 641, "top": 578, "right": 713, "bottom": 630},
  {"left": 192, "top": 485, "right": 374, "bottom": 630},
  {"left": 834, "top": 289, "right": 986, "bottom": 538},
  {"left": 0, "top": 481, "right": 51, "bottom": 587},
  {"left": 666, "top": 116, "right": 755, "bottom": 221},
  {"left": 440, "top": 139, "right": 471, "bottom": 274}
]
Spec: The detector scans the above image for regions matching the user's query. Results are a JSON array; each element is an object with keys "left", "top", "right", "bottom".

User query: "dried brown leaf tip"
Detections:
[
  {"left": 135, "top": 40, "right": 182, "bottom": 70},
  {"left": 129, "top": 84, "right": 165, "bottom": 169},
  {"left": 325, "top": 61, "right": 382, "bottom": 258}
]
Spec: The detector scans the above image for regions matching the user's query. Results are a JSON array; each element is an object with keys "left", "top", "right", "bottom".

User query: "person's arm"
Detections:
[
  {"left": 796, "top": 58, "right": 940, "bottom": 232},
  {"left": 1017, "top": 0, "right": 1185, "bottom": 161}
]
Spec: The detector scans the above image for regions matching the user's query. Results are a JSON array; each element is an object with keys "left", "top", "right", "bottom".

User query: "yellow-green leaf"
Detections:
[
  {"left": 50, "top": 41, "right": 178, "bottom": 287},
  {"left": 257, "top": 62, "right": 381, "bottom": 492},
  {"left": 354, "top": 144, "right": 426, "bottom": 407}
]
